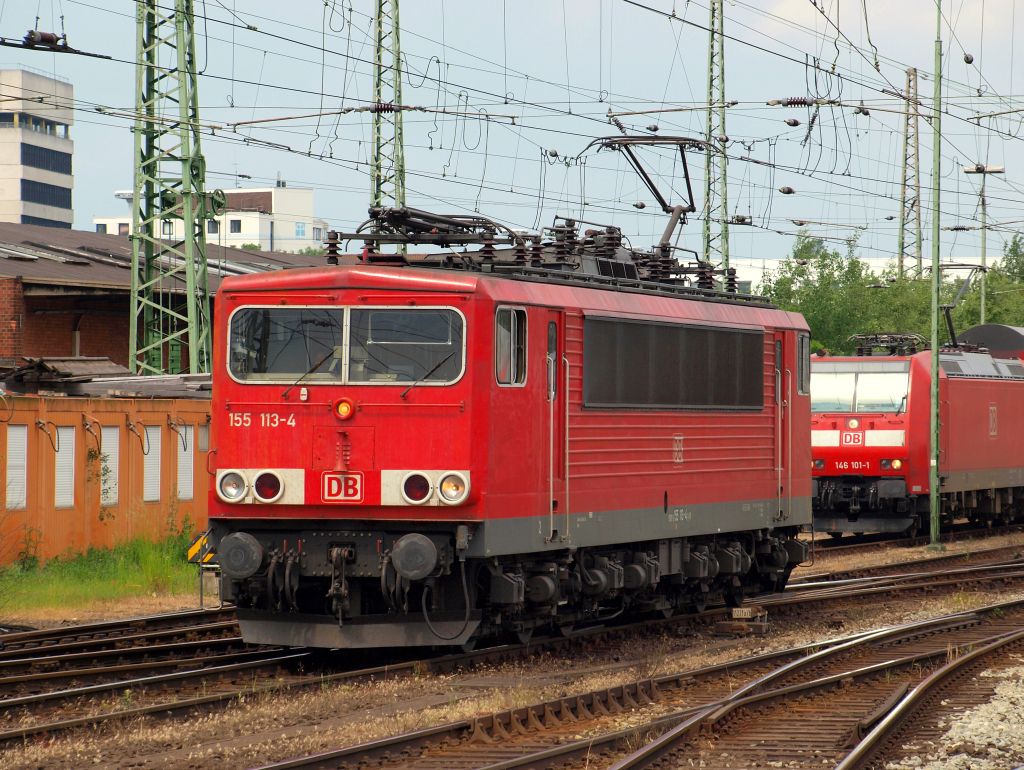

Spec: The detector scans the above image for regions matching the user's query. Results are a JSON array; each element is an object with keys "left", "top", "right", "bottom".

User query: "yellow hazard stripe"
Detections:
[
  {"left": 187, "top": 537, "right": 206, "bottom": 562},
  {"left": 201, "top": 551, "right": 216, "bottom": 563}
]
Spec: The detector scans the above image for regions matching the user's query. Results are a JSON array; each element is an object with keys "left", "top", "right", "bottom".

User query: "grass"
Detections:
[{"left": 0, "top": 533, "right": 197, "bottom": 612}]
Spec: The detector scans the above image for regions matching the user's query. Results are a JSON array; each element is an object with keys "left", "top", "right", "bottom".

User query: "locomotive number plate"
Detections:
[
  {"left": 834, "top": 460, "right": 871, "bottom": 471},
  {"left": 321, "top": 472, "right": 364, "bottom": 503}
]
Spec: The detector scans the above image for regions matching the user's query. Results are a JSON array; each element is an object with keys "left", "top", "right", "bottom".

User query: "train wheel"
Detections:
[
  {"left": 904, "top": 517, "right": 920, "bottom": 538},
  {"left": 827, "top": 531, "right": 843, "bottom": 540}
]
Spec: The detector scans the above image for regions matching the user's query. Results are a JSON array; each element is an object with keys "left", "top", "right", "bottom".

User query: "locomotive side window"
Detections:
[
  {"left": 229, "top": 308, "right": 343, "bottom": 381},
  {"left": 797, "top": 333, "right": 811, "bottom": 394},
  {"left": 582, "top": 317, "right": 763, "bottom": 409},
  {"left": 349, "top": 309, "right": 463, "bottom": 384},
  {"left": 495, "top": 307, "right": 527, "bottom": 386}
]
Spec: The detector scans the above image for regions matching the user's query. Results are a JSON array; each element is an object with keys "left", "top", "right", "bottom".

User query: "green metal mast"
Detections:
[
  {"left": 132, "top": 0, "right": 223, "bottom": 375},
  {"left": 928, "top": 2, "right": 943, "bottom": 548},
  {"left": 896, "top": 67, "right": 922, "bottom": 279},
  {"left": 702, "top": 0, "right": 729, "bottom": 269},
  {"left": 371, "top": 0, "right": 405, "bottom": 213}
]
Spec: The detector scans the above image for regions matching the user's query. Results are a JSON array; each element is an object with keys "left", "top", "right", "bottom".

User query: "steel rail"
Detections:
[
  {"left": 608, "top": 625, "right": 1023, "bottom": 769},
  {"left": 0, "top": 607, "right": 234, "bottom": 650},
  {"left": 834, "top": 627, "right": 1024, "bottom": 770}
]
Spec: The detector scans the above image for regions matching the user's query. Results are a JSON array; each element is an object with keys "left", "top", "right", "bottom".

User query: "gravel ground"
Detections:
[{"left": 886, "top": 660, "right": 1024, "bottom": 770}]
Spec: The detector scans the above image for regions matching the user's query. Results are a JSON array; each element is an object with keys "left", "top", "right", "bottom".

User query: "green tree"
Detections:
[
  {"left": 758, "top": 234, "right": 885, "bottom": 353},
  {"left": 997, "top": 234, "right": 1024, "bottom": 282}
]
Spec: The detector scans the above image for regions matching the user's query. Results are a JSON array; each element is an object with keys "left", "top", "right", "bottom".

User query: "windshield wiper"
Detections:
[
  {"left": 401, "top": 351, "right": 457, "bottom": 400},
  {"left": 282, "top": 347, "right": 338, "bottom": 399}
]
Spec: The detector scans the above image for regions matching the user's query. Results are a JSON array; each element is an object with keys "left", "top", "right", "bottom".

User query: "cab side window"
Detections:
[
  {"left": 797, "top": 332, "right": 811, "bottom": 394},
  {"left": 495, "top": 307, "right": 527, "bottom": 385}
]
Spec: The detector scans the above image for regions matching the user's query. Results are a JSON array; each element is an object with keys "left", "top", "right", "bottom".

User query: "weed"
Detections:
[{"left": 0, "top": 533, "right": 195, "bottom": 612}]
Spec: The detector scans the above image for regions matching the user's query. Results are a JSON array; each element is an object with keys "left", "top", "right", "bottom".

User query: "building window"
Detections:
[
  {"left": 96, "top": 223, "right": 107, "bottom": 234},
  {"left": 100, "top": 426, "right": 119, "bottom": 507},
  {"left": 161, "top": 220, "right": 173, "bottom": 236},
  {"left": 20, "top": 178, "right": 72, "bottom": 209},
  {"left": 583, "top": 318, "right": 764, "bottom": 409},
  {"left": 495, "top": 307, "right": 527, "bottom": 386},
  {"left": 5, "top": 425, "right": 28, "bottom": 510},
  {"left": 54, "top": 426, "right": 75, "bottom": 509},
  {"left": 295, "top": 222, "right": 306, "bottom": 238},
  {"left": 21, "top": 143, "right": 72, "bottom": 174},
  {"left": 118, "top": 222, "right": 129, "bottom": 236},
  {"left": 143, "top": 425, "right": 161, "bottom": 502},
  {"left": 313, "top": 227, "right": 322, "bottom": 241},
  {"left": 229, "top": 219, "right": 242, "bottom": 233},
  {"left": 207, "top": 219, "right": 219, "bottom": 234},
  {"left": 177, "top": 425, "right": 194, "bottom": 501},
  {"left": 21, "top": 215, "right": 70, "bottom": 228}
]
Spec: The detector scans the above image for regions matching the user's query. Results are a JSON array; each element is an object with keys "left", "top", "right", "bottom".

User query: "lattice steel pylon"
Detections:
[
  {"left": 701, "top": 0, "right": 729, "bottom": 269},
  {"left": 897, "top": 67, "right": 923, "bottom": 278},
  {"left": 371, "top": 0, "right": 405, "bottom": 215},
  {"left": 131, "top": 0, "right": 223, "bottom": 375}
]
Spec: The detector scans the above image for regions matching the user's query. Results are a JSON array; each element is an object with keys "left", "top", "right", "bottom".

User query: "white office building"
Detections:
[
  {"left": 94, "top": 184, "right": 330, "bottom": 252},
  {"left": 0, "top": 68, "right": 74, "bottom": 228}
]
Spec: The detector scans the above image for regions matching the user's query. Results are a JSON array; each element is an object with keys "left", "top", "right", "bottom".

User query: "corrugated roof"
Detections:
[{"left": 0, "top": 221, "right": 325, "bottom": 292}]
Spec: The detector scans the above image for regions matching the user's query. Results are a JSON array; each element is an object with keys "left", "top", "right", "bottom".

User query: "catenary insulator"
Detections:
[
  {"left": 647, "top": 124, "right": 659, "bottom": 132},
  {"left": 964, "top": 53, "right": 974, "bottom": 64},
  {"left": 633, "top": 201, "right": 646, "bottom": 209},
  {"left": 785, "top": 118, "right": 800, "bottom": 127},
  {"left": 779, "top": 186, "right": 795, "bottom": 195}
]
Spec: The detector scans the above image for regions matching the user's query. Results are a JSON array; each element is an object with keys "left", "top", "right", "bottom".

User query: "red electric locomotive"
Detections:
[
  {"left": 207, "top": 139, "right": 811, "bottom": 649},
  {"left": 811, "top": 329, "right": 1024, "bottom": 536}
]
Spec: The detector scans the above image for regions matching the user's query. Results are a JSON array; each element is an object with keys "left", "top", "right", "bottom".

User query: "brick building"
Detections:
[{"left": 0, "top": 221, "right": 323, "bottom": 370}]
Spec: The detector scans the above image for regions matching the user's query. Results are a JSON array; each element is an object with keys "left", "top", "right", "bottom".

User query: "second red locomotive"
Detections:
[{"left": 811, "top": 329, "right": 1024, "bottom": 536}]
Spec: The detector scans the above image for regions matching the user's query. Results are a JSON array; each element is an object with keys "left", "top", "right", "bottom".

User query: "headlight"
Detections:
[
  {"left": 439, "top": 472, "right": 469, "bottom": 504},
  {"left": 847, "top": 418, "right": 860, "bottom": 429},
  {"left": 401, "top": 472, "right": 432, "bottom": 504},
  {"left": 253, "top": 471, "right": 283, "bottom": 503},
  {"left": 813, "top": 459, "right": 825, "bottom": 470},
  {"left": 218, "top": 471, "right": 247, "bottom": 502},
  {"left": 891, "top": 459, "right": 903, "bottom": 470}
]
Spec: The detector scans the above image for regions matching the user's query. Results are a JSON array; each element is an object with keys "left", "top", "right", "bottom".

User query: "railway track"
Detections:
[
  {"left": 250, "top": 599, "right": 1024, "bottom": 770},
  {"left": 242, "top": 560, "right": 1024, "bottom": 770},
  {"left": 5, "top": 553, "right": 1022, "bottom": 755},
  {"left": 837, "top": 627, "right": 1024, "bottom": 769}
]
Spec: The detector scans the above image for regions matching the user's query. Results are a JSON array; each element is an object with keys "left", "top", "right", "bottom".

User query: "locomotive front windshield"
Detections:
[
  {"left": 228, "top": 306, "right": 464, "bottom": 384},
  {"left": 810, "top": 360, "right": 910, "bottom": 413}
]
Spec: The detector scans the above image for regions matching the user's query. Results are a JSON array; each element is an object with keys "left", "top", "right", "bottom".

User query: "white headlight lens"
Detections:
[
  {"left": 891, "top": 459, "right": 903, "bottom": 470},
  {"left": 219, "top": 472, "right": 247, "bottom": 501},
  {"left": 439, "top": 473, "right": 467, "bottom": 503}
]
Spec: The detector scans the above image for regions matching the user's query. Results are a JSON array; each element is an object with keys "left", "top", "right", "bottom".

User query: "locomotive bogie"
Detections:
[{"left": 214, "top": 519, "right": 806, "bottom": 648}]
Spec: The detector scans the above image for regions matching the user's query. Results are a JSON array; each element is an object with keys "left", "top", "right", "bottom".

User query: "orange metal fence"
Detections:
[{"left": 1, "top": 394, "right": 210, "bottom": 566}]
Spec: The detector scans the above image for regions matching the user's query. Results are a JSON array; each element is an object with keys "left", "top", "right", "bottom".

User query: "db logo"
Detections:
[
  {"left": 322, "top": 472, "right": 363, "bottom": 502},
  {"left": 841, "top": 432, "right": 864, "bottom": 446}
]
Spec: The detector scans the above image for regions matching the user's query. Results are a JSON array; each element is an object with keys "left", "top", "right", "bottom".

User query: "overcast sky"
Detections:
[{"left": 2, "top": 1, "right": 1023, "bottom": 282}]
